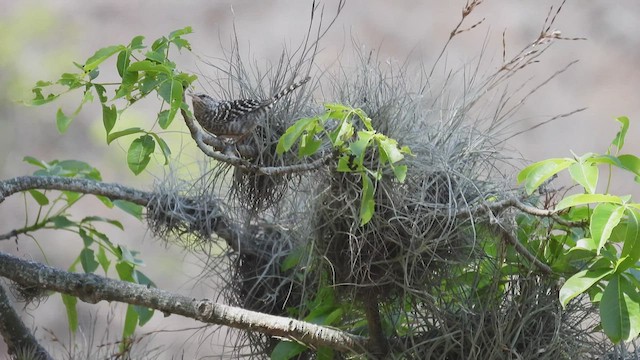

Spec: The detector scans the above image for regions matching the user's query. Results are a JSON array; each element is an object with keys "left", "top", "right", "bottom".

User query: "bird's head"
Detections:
[{"left": 188, "top": 93, "right": 218, "bottom": 120}]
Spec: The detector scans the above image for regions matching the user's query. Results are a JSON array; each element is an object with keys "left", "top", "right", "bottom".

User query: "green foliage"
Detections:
[
  {"left": 277, "top": 103, "right": 412, "bottom": 225},
  {"left": 25, "top": 27, "right": 195, "bottom": 175},
  {"left": 19, "top": 156, "right": 151, "bottom": 340},
  {"left": 517, "top": 116, "right": 640, "bottom": 343},
  {"left": 271, "top": 287, "right": 342, "bottom": 360}
]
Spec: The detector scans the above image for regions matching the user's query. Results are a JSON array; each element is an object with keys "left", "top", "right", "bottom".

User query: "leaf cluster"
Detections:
[
  {"left": 277, "top": 103, "right": 412, "bottom": 224},
  {"left": 25, "top": 27, "right": 196, "bottom": 175},
  {"left": 518, "top": 116, "right": 640, "bottom": 343},
  {"left": 18, "top": 156, "right": 151, "bottom": 341}
]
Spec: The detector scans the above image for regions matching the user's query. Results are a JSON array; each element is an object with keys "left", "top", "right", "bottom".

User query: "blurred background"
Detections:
[{"left": 0, "top": 0, "right": 639, "bottom": 358}]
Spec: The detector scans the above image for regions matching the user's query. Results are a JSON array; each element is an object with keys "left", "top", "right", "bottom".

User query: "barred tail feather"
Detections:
[{"left": 271, "top": 76, "right": 311, "bottom": 104}]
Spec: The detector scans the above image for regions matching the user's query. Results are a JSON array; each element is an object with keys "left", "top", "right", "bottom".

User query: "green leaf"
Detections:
[
  {"left": 298, "top": 132, "right": 322, "bottom": 157},
  {"left": 61, "top": 293, "right": 78, "bottom": 333},
  {"left": 127, "top": 60, "right": 171, "bottom": 74},
  {"left": 56, "top": 108, "right": 73, "bottom": 133},
  {"left": 27, "top": 87, "right": 59, "bottom": 106},
  {"left": 281, "top": 247, "right": 303, "bottom": 272},
  {"left": 116, "top": 50, "right": 130, "bottom": 78},
  {"left": 49, "top": 215, "right": 75, "bottom": 228},
  {"left": 599, "top": 274, "right": 640, "bottom": 343},
  {"left": 79, "top": 228, "right": 94, "bottom": 247},
  {"left": 329, "top": 118, "right": 354, "bottom": 146},
  {"left": 277, "top": 117, "right": 318, "bottom": 155},
  {"left": 568, "top": 162, "right": 598, "bottom": 194},
  {"left": 116, "top": 261, "right": 135, "bottom": 282},
  {"left": 96, "top": 195, "right": 114, "bottom": 208},
  {"left": 28, "top": 190, "right": 49, "bottom": 206},
  {"left": 157, "top": 110, "right": 170, "bottom": 129},
  {"left": 171, "top": 38, "right": 191, "bottom": 50},
  {"left": 81, "top": 216, "right": 124, "bottom": 230},
  {"left": 134, "top": 305, "right": 154, "bottom": 326},
  {"left": 96, "top": 246, "right": 111, "bottom": 274},
  {"left": 123, "top": 304, "right": 139, "bottom": 338},
  {"left": 150, "top": 133, "right": 171, "bottom": 165},
  {"left": 612, "top": 116, "right": 630, "bottom": 153},
  {"left": 621, "top": 209, "right": 640, "bottom": 263},
  {"left": 115, "top": 69, "right": 139, "bottom": 99},
  {"left": 56, "top": 160, "right": 102, "bottom": 180},
  {"left": 618, "top": 154, "right": 640, "bottom": 178},
  {"left": 169, "top": 26, "right": 193, "bottom": 39},
  {"left": 560, "top": 268, "right": 613, "bottom": 308},
  {"left": 93, "top": 83, "right": 108, "bottom": 103},
  {"left": 23, "top": 156, "right": 49, "bottom": 169},
  {"left": 127, "top": 135, "right": 155, "bottom": 175},
  {"left": 107, "top": 127, "right": 144, "bottom": 144},
  {"left": 337, "top": 155, "right": 357, "bottom": 172},
  {"left": 157, "top": 79, "right": 183, "bottom": 127},
  {"left": 134, "top": 270, "right": 156, "bottom": 287},
  {"left": 271, "top": 341, "right": 308, "bottom": 360},
  {"left": 140, "top": 74, "right": 165, "bottom": 94},
  {"left": 350, "top": 131, "right": 375, "bottom": 160},
  {"left": 517, "top": 158, "right": 573, "bottom": 195},
  {"left": 118, "top": 246, "right": 145, "bottom": 266},
  {"left": 378, "top": 137, "right": 404, "bottom": 164},
  {"left": 80, "top": 248, "right": 99, "bottom": 273},
  {"left": 591, "top": 203, "right": 625, "bottom": 254},
  {"left": 57, "top": 72, "right": 84, "bottom": 89},
  {"left": 114, "top": 200, "right": 143, "bottom": 220},
  {"left": 316, "top": 347, "right": 335, "bottom": 360},
  {"left": 360, "top": 175, "right": 375, "bottom": 225},
  {"left": 102, "top": 104, "right": 117, "bottom": 135},
  {"left": 84, "top": 45, "right": 126, "bottom": 72},
  {"left": 393, "top": 164, "right": 408, "bottom": 183},
  {"left": 146, "top": 49, "right": 167, "bottom": 63},
  {"left": 129, "top": 35, "right": 145, "bottom": 50},
  {"left": 555, "top": 193, "right": 625, "bottom": 211},
  {"left": 590, "top": 154, "right": 623, "bottom": 167}
]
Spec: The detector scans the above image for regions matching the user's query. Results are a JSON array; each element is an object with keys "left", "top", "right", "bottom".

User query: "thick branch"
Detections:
[
  {"left": 363, "top": 295, "right": 388, "bottom": 358},
  {"left": 0, "top": 176, "right": 276, "bottom": 257},
  {"left": 0, "top": 283, "right": 53, "bottom": 360},
  {"left": 0, "top": 251, "right": 367, "bottom": 354},
  {"left": 0, "top": 176, "right": 152, "bottom": 206}
]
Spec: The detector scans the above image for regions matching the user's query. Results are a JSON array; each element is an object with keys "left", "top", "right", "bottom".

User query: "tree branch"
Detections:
[
  {"left": 494, "top": 225, "right": 553, "bottom": 274},
  {"left": 0, "top": 283, "right": 53, "bottom": 360},
  {"left": 0, "top": 251, "right": 367, "bottom": 355},
  {"left": 180, "top": 106, "right": 332, "bottom": 175},
  {"left": 456, "top": 196, "right": 584, "bottom": 227},
  {"left": 0, "top": 176, "right": 152, "bottom": 206}
]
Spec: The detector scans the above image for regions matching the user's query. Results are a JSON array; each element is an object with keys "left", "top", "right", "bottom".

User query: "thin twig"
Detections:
[{"left": 495, "top": 225, "right": 553, "bottom": 275}]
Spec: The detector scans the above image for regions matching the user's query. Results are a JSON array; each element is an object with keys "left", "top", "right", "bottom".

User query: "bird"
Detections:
[{"left": 189, "top": 76, "right": 311, "bottom": 144}]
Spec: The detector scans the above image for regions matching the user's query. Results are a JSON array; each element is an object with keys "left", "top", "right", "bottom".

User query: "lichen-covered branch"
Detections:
[
  {"left": 0, "top": 176, "right": 152, "bottom": 206},
  {"left": 0, "top": 283, "right": 53, "bottom": 360},
  {"left": 0, "top": 251, "right": 367, "bottom": 355}
]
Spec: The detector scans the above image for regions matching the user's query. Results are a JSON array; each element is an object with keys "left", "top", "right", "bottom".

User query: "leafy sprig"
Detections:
[
  {"left": 278, "top": 104, "right": 412, "bottom": 225},
  {"left": 518, "top": 116, "right": 640, "bottom": 343},
  {"left": 25, "top": 27, "right": 196, "bottom": 175},
  {"left": 19, "top": 156, "right": 150, "bottom": 338}
]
